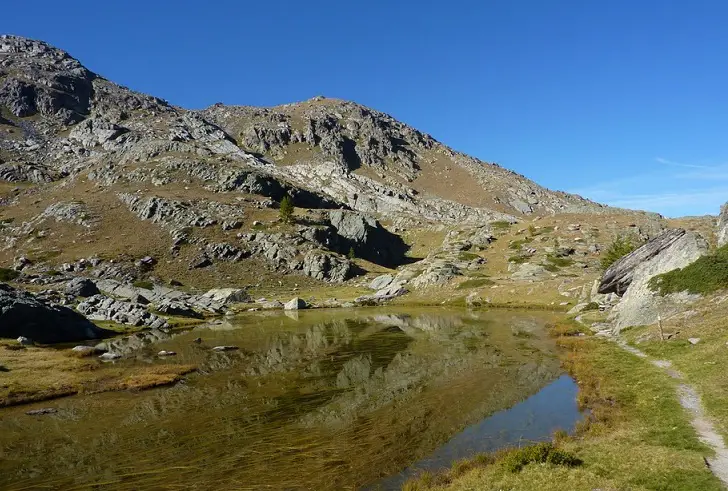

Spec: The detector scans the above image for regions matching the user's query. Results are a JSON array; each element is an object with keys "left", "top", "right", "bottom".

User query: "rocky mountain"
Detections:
[{"left": 0, "top": 34, "right": 650, "bottom": 301}]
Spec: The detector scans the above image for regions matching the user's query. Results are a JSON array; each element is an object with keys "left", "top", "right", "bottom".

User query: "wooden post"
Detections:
[{"left": 658, "top": 314, "right": 664, "bottom": 341}]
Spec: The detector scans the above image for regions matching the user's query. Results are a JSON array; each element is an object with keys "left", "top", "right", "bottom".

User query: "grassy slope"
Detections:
[
  {"left": 405, "top": 325, "right": 721, "bottom": 491},
  {"left": 623, "top": 296, "right": 728, "bottom": 443}
]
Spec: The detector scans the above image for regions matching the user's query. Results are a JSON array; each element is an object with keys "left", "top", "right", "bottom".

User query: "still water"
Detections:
[{"left": 0, "top": 308, "right": 582, "bottom": 490}]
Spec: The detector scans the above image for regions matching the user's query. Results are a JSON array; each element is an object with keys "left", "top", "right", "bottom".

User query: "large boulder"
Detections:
[
  {"left": 369, "top": 274, "right": 394, "bottom": 291},
  {"left": 598, "top": 229, "right": 687, "bottom": 295},
  {"left": 284, "top": 297, "right": 307, "bottom": 310},
  {"left": 202, "top": 288, "right": 251, "bottom": 305},
  {"left": 718, "top": 202, "right": 728, "bottom": 247},
  {"left": 65, "top": 277, "right": 100, "bottom": 298},
  {"left": 609, "top": 230, "right": 708, "bottom": 331},
  {"left": 0, "top": 283, "right": 108, "bottom": 343},
  {"left": 302, "top": 251, "right": 355, "bottom": 282}
]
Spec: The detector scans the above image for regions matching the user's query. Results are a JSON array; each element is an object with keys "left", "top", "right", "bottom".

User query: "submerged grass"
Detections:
[
  {"left": 403, "top": 321, "right": 721, "bottom": 490},
  {"left": 0, "top": 345, "right": 196, "bottom": 407}
]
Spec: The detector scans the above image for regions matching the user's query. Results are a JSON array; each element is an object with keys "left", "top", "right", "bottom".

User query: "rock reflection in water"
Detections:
[{"left": 0, "top": 308, "right": 569, "bottom": 491}]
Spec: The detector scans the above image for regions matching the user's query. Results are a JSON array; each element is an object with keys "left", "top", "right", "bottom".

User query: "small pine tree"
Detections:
[
  {"left": 279, "top": 195, "right": 294, "bottom": 224},
  {"left": 600, "top": 235, "right": 638, "bottom": 271},
  {"left": 347, "top": 247, "right": 356, "bottom": 260}
]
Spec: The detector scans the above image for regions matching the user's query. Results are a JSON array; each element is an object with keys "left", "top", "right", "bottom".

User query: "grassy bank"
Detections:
[
  {"left": 403, "top": 323, "right": 721, "bottom": 490},
  {"left": 623, "top": 296, "right": 728, "bottom": 443}
]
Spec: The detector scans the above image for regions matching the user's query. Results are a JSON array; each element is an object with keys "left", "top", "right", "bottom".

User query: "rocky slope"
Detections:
[{"left": 0, "top": 35, "right": 677, "bottom": 341}]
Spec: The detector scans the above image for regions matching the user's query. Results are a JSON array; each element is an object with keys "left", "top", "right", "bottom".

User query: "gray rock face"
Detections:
[
  {"left": 239, "top": 231, "right": 357, "bottom": 282},
  {"left": 202, "top": 288, "right": 250, "bottom": 305},
  {"left": 718, "top": 202, "right": 728, "bottom": 247},
  {"left": 327, "top": 210, "right": 408, "bottom": 266},
  {"left": 610, "top": 230, "right": 708, "bottom": 331},
  {"left": 511, "top": 263, "right": 548, "bottom": 280},
  {"left": 599, "top": 229, "right": 687, "bottom": 295},
  {"left": 0, "top": 283, "right": 108, "bottom": 343},
  {"left": 284, "top": 297, "right": 307, "bottom": 310},
  {"left": 64, "top": 277, "right": 100, "bottom": 297},
  {"left": 302, "top": 251, "right": 353, "bottom": 282},
  {"left": 119, "top": 193, "right": 232, "bottom": 229},
  {"left": 69, "top": 118, "right": 129, "bottom": 147},
  {"left": 156, "top": 300, "right": 202, "bottom": 319},
  {"left": 369, "top": 274, "right": 394, "bottom": 291},
  {"left": 76, "top": 294, "right": 169, "bottom": 328},
  {"left": 94, "top": 279, "right": 228, "bottom": 314},
  {"left": 0, "top": 37, "right": 94, "bottom": 123}
]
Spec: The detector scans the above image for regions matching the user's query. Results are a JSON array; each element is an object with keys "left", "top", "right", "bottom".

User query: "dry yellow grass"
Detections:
[{"left": 0, "top": 344, "right": 196, "bottom": 407}]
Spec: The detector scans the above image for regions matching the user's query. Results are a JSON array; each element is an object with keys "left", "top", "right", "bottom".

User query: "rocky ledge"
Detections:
[{"left": 0, "top": 283, "right": 110, "bottom": 343}]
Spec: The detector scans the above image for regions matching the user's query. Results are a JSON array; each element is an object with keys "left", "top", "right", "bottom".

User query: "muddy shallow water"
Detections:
[{"left": 0, "top": 307, "right": 582, "bottom": 490}]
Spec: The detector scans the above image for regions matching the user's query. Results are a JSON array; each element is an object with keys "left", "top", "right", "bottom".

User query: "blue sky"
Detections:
[{"left": 4, "top": 0, "right": 728, "bottom": 217}]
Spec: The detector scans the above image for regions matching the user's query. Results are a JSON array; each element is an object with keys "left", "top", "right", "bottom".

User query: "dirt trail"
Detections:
[{"left": 617, "top": 339, "right": 728, "bottom": 487}]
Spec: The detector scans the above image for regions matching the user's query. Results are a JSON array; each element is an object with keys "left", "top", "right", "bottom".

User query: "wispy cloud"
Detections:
[
  {"left": 654, "top": 157, "right": 710, "bottom": 169},
  {"left": 571, "top": 157, "right": 728, "bottom": 216}
]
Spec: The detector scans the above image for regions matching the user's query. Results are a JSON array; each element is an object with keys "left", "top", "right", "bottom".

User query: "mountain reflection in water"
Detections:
[{"left": 0, "top": 307, "right": 580, "bottom": 491}]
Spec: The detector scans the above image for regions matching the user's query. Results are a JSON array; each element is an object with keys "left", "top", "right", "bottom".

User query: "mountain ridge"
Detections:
[{"left": 0, "top": 34, "right": 659, "bottom": 291}]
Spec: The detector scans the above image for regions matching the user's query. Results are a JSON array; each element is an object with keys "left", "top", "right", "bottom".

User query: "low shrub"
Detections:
[
  {"left": 649, "top": 243, "right": 728, "bottom": 295},
  {"left": 0, "top": 268, "right": 20, "bottom": 282},
  {"left": 583, "top": 301, "right": 600, "bottom": 311}
]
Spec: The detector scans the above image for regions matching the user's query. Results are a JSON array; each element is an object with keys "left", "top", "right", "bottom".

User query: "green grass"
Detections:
[
  {"left": 403, "top": 326, "right": 722, "bottom": 491},
  {"left": 583, "top": 301, "right": 600, "bottom": 311},
  {"left": 509, "top": 237, "right": 533, "bottom": 250},
  {"left": 501, "top": 443, "right": 582, "bottom": 473},
  {"left": 649, "top": 243, "right": 728, "bottom": 295},
  {"left": 132, "top": 280, "right": 154, "bottom": 290},
  {"left": 457, "top": 278, "right": 495, "bottom": 289},
  {"left": 491, "top": 221, "right": 512, "bottom": 232},
  {"left": 508, "top": 254, "right": 529, "bottom": 264},
  {"left": 0, "top": 268, "right": 20, "bottom": 282},
  {"left": 457, "top": 251, "right": 481, "bottom": 261},
  {"left": 546, "top": 254, "right": 573, "bottom": 267}
]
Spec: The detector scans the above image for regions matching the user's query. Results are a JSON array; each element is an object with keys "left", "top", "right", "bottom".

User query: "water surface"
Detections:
[{"left": 0, "top": 307, "right": 579, "bottom": 490}]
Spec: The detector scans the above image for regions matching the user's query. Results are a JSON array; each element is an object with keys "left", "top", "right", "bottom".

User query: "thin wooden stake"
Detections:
[{"left": 658, "top": 314, "right": 664, "bottom": 341}]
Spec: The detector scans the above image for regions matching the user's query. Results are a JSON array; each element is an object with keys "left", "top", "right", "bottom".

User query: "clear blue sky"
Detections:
[{"left": 4, "top": 0, "right": 728, "bottom": 217}]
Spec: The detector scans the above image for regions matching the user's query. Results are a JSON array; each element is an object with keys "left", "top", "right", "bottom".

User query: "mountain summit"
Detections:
[{"left": 0, "top": 35, "right": 639, "bottom": 290}]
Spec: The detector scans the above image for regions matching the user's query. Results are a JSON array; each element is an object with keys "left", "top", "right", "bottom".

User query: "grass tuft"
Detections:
[
  {"left": 501, "top": 443, "right": 582, "bottom": 473},
  {"left": 132, "top": 280, "right": 154, "bottom": 290},
  {"left": 457, "top": 278, "right": 495, "bottom": 289}
]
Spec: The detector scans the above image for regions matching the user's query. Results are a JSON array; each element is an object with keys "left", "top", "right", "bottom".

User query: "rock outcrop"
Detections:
[
  {"left": 607, "top": 230, "right": 708, "bottom": 331},
  {"left": 77, "top": 294, "right": 169, "bottom": 328},
  {"left": 65, "top": 277, "right": 100, "bottom": 297},
  {"left": 0, "top": 283, "right": 108, "bottom": 343},
  {"left": 327, "top": 210, "right": 408, "bottom": 266},
  {"left": 598, "top": 229, "right": 688, "bottom": 295},
  {"left": 718, "top": 202, "right": 728, "bottom": 247}
]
